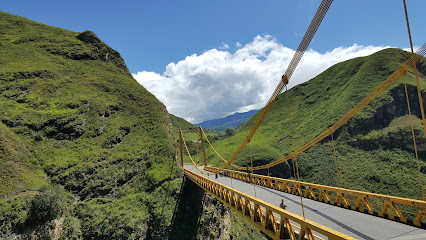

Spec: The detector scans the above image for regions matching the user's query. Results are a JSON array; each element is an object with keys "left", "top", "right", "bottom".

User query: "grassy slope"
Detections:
[
  {"left": 206, "top": 48, "right": 426, "bottom": 201},
  {"left": 0, "top": 122, "right": 46, "bottom": 196},
  {"left": 0, "top": 11, "right": 181, "bottom": 239}
]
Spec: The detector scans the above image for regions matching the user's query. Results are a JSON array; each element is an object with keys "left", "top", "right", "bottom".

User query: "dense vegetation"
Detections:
[
  {"left": 0, "top": 11, "right": 181, "bottom": 239},
  {"left": 205, "top": 48, "right": 426, "bottom": 202}
]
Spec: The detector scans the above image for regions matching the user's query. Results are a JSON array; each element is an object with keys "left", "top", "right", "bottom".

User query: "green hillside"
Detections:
[
  {"left": 170, "top": 114, "right": 220, "bottom": 165},
  {"left": 205, "top": 48, "right": 426, "bottom": 200},
  {"left": 0, "top": 122, "right": 46, "bottom": 196},
  {"left": 0, "top": 11, "right": 181, "bottom": 239}
]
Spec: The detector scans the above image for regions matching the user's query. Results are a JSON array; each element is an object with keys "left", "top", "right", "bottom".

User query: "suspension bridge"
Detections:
[{"left": 179, "top": 0, "right": 426, "bottom": 239}]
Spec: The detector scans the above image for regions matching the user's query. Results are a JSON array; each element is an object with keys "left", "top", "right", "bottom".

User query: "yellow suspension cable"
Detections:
[
  {"left": 403, "top": 0, "right": 414, "bottom": 54},
  {"left": 199, "top": 128, "right": 243, "bottom": 189},
  {"left": 181, "top": 130, "right": 210, "bottom": 176},
  {"left": 248, "top": 48, "right": 425, "bottom": 171},
  {"left": 403, "top": 75, "right": 425, "bottom": 201},
  {"left": 403, "top": 0, "right": 426, "bottom": 134},
  {"left": 403, "top": 0, "right": 426, "bottom": 202},
  {"left": 196, "top": 132, "right": 200, "bottom": 166},
  {"left": 201, "top": 127, "right": 245, "bottom": 170},
  {"left": 286, "top": 85, "right": 306, "bottom": 219},
  {"left": 330, "top": 130, "right": 341, "bottom": 189},
  {"left": 200, "top": 127, "right": 230, "bottom": 163},
  {"left": 219, "top": 0, "right": 334, "bottom": 169},
  {"left": 291, "top": 154, "right": 297, "bottom": 181}
]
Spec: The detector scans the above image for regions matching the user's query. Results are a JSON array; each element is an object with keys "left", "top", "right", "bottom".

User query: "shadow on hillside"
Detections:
[{"left": 168, "top": 176, "right": 205, "bottom": 240}]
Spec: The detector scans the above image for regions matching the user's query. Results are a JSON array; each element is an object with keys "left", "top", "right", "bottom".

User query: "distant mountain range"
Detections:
[{"left": 197, "top": 110, "right": 258, "bottom": 131}]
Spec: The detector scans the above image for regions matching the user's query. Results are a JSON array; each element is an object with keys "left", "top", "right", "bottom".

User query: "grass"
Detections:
[
  {"left": 0, "top": 191, "right": 37, "bottom": 232},
  {"left": 0, "top": 122, "right": 46, "bottom": 196},
  {"left": 0, "top": 186, "right": 72, "bottom": 237}
]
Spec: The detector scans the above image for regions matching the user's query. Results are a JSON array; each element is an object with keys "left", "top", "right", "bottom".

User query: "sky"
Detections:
[{"left": 2, "top": 0, "right": 426, "bottom": 123}]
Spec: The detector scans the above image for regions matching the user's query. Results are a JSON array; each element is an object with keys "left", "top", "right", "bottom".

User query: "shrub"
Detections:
[
  {"left": 28, "top": 185, "right": 67, "bottom": 222},
  {"left": 225, "top": 128, "right": 235, "bottom": 136}
]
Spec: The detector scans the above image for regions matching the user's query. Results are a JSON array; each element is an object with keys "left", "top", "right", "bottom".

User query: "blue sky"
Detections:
[{"left": 2, "top": 0, "right": 426, "bottom": 122}]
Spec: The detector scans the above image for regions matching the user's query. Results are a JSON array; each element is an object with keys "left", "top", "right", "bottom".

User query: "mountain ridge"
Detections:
[{"left": 197, "top": 109, "right": 258, "bottom": 130}]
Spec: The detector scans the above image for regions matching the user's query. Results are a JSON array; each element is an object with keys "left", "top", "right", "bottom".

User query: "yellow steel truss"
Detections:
[
  {"left": 185, "top": 169, "right": 353, "bottom": 240},
  {"left": 205, "top": 166, "right": 426, "bottom": 228}
]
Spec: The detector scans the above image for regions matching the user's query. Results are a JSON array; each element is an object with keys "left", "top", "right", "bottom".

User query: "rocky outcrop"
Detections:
[{"left": 196, "top": 193, "right": 232, "bottom": 239}]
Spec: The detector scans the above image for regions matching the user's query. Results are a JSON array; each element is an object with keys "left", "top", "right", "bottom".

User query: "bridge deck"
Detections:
[{"left": 184, "top": 164, "right": 426, "bottom": 240}]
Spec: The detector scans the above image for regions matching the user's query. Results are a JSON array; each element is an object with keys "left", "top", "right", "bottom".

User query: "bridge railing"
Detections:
[
  {"left": 205, "top": 166, "right": 426, "bottom": 229},
  {"left": 185, "top": 169, "right": 354, "bottom": 240}
]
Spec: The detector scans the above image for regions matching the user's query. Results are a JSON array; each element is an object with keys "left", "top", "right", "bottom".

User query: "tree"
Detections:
[
  {"left": 28, "top": 185, "right": 67, "bottom": 222},
  {"left": 225, "top": 128, "right": 235, "bottom": 136}
]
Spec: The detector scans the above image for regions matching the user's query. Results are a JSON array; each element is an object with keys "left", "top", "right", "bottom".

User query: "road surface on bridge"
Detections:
[{"left": 184, "top": 164, "right": 426, "bottom": 240}]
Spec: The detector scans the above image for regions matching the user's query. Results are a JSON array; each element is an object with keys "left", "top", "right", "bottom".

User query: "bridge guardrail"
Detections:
[
  {"left": 205, "top": 166, "right": 426, "bottom": 229},
  {"left": 185, "top": 169, "right": 354, "bottom": 240}
]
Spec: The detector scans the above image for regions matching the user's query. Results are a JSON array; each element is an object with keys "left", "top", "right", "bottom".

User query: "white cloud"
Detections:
[
  {"left": 236, "top": 42, "right": 242, "bottom": 48},
  {"left": 132, "top": 71, "right": 164, "bottom": 83},
  {"left": 219, "top": 43, "right": 230, "bottom": 50},
  {"left": 402, "top": 46, "right": 419, "bottom": 52},
  {"left": 132, "top": 35, "right": 390, "bottom": 123}
]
